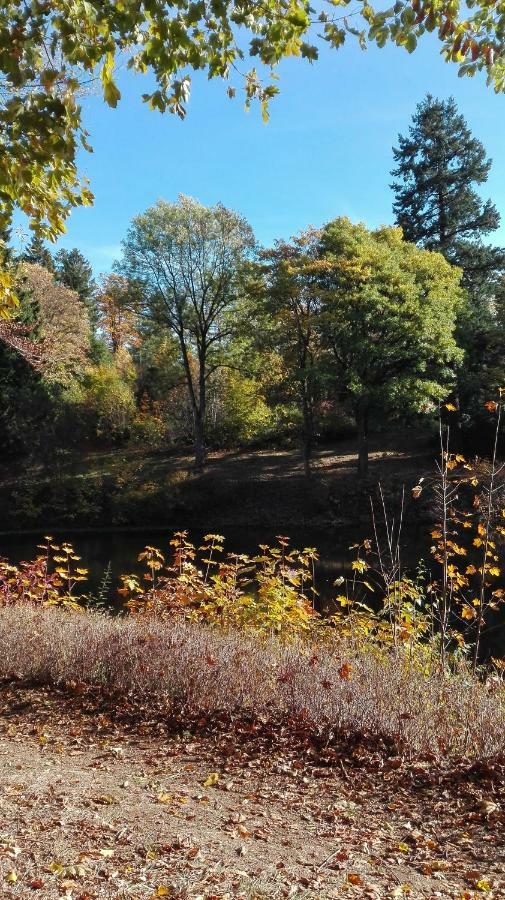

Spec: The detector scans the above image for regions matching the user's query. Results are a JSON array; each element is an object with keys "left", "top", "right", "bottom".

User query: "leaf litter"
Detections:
[{"left": 0, "top": 680, "right": 504, "bottom": 898}]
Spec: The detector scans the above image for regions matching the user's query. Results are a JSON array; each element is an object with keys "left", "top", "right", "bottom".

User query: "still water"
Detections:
[{"left": 0, "top": 524, "right": 429, "bottom": 610}]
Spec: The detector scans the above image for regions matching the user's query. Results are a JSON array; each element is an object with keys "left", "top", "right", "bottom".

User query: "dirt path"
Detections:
[{"left": 1, "top": 684, "right": 504, "bottom": 899}]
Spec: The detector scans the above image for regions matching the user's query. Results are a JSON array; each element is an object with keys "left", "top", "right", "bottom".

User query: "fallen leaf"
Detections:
[{"left": 203, "top": 772, "right": 219, "bottom": 788}]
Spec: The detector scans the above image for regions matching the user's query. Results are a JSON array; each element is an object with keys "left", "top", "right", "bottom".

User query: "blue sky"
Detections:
[{"left": 16, "top": 32, "right": 505, "bottom": 274}]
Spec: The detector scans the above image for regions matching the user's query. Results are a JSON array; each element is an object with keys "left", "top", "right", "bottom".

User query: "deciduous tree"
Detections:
[
  {"left": 120, "top": 195, "right": 254, "bottom": 467},
  {"left": 260, "top": 229, "right": 324, "bottom": 476},
  {"left": 318, "top": 219, "right": 464, "bottom": 477},
  {"left": 23, "top": 263, "right": 91, "bottom": 384},
  {"left": 96, "top": 274, "right": 140, "bottom": 356}
]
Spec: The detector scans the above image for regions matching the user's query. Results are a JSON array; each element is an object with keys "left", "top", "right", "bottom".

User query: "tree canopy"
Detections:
[
  {"left": 1, "top": 1, "right": 504, "bottom": 314},
  {"left": 318, "top": 218, "right": 464, "bottom": 475},
  {"left": 120, "top": 195, "right": 254, "bottom": 467}
]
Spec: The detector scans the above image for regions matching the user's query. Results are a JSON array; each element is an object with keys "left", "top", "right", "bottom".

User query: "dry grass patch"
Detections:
[{"left": 1, "top": 607, "right": 504, "bottom": 762}]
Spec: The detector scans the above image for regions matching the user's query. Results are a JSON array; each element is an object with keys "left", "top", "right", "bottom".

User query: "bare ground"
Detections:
[{"left": 1, "top": 683, "right": 504, "bottom": 899}]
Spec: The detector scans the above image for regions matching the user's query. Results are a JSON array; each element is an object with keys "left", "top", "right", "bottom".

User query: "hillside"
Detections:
[{"left": 0, "top": 429, "right": 436, "bottom": 533}]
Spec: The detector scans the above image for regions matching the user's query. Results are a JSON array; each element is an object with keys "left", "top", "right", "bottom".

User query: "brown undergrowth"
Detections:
[{"left": 1, "top": 607, "right": 504, "bottom": 764}]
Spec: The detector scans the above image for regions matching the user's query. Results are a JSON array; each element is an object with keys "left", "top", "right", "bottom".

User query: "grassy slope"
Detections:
[{"left": 0, "top": 428, "right": 436, "bottom": 531}]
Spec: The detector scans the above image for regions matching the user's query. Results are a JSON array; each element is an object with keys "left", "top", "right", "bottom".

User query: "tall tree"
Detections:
[
  {"left": 22, "top": 264, "right": 91, "bottom": 384},
  {"left": 22, "top": 235, "right": 54, "bottom": 272},
  {"left": 120, "top": 195, "right": 254, "bottom": 468},
  {"left": 318, "top": 219, "right": 464, "bottom": 477},
  {"left": 260, "top": 229, "right": 323, "bottom": 477},
  {"left": 391, "top": 95, "right": 505, "bottom": 299},
  {"left": 54, "top": 248, "right": 97, "bottom": 324},
  {"left": 96, "top": 274, "right": 140, "bottom": 355},
  {"left": 391, "top": 96, "right": 505, "bottom": 429}
]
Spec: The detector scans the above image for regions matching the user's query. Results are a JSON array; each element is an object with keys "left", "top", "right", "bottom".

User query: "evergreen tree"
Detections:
[
  {"left": 391, "top": 95, "right": 505, "bottom": 300},
  {"left": 22, "top": 235, "right": 55, "bottom": 272},
  {"left": 54, "top": 248, "right": 96, "bottom": 317},
  {"left": 54, "top": 247, "right": 101, "bottom": 362},
  {"left": 392, "top": 96, "right": 505, "bottom": 433}
]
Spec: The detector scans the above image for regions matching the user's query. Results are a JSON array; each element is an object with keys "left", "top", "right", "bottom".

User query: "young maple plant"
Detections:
[
  {"left": 120, "top": 531, "right": 319, "bottom": 635},
  {"left": 0, "top": 537, "right": 88, "bottom": 609},
  {"left": 412, "top": 394, "right": 504, "bottom": 671}
]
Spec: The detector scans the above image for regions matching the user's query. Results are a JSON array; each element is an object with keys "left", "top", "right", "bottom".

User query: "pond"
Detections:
[{"left": 0, "top": 523, "right": 429, "bottom": 611}]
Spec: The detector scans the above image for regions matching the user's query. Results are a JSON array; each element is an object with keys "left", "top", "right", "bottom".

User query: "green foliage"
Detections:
[
  {"left": 208, "top": 369, "right": 275, "bottom": 446},
  {"left": 82, "top": 363, "right": 136, "bottom": 443},
  {"left": 54, "top": 248, "right": 98, "bottom": 326},
  {"left": 392, "top": 96, "right": 502, "bottom": 267},
  {"left": 120, "top": 195, "right": 255, "bottom": 466},
  {"left": 318, "top": 218, "right": 464, "bottom": 474},
  {"left": 22, "top": 235, "right": 55, "bottom": 271},
  {"left": 259, "top": 229, "right": 324, "bottom": 474},
  {"left": 391, "top": 95, "right": 505, "bottom": 431},
  {"left": 1, "top": 2, "right": 505, "bottom": 314}
]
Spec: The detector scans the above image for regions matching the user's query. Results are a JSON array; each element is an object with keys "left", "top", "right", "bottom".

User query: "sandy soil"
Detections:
[{"left": 1, "top": 682, "right": 504, "bottom": 899}]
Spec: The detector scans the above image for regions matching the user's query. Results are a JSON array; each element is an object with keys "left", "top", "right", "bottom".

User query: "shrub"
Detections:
[
  {"left": 121, "top": 532, "right": 319, "bottom": 635},
  {"left": 0, "top": 538, "right": 87, "bottom": 608}
]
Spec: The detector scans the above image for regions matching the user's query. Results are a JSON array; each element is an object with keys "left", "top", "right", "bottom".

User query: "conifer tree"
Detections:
[
  {"left": 54, "top": 248, "right": 97, "bottom": 326},
  {"left": 392, "top": 96, "right": 505, "bottom": 431},
  {"left": 22, "top": 235, "right": 54, "bottom": 272},
  {"left": 391, "top": 95, "right": 505, "bottom": 300}
]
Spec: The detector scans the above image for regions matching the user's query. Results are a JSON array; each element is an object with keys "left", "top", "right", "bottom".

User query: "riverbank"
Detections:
[{"left": 0, "top": 428, "right": 436, "bottom": 533}]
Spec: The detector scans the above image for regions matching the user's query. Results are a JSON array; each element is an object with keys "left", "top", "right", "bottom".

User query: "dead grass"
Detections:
[{"left": 1, "top": 607, "right": 504, "bottom": 762}]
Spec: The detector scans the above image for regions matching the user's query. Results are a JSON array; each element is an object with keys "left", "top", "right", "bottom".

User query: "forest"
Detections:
[{"left": 1, "top": 95, "right": 503, "bottom": 529}]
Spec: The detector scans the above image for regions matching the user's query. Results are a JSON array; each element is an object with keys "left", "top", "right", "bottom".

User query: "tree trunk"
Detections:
[
  {"left": 356, "top": 402, "right": 369, "bottom": 479},
  {"left": 301, "top": 386, "right": 314, "bottom": 478},
  {"left": 194, "top": 352, "right": 207, "bottom": 470},
  {"left": 194, "top": 412, "right": 205, "bottom": 469}
]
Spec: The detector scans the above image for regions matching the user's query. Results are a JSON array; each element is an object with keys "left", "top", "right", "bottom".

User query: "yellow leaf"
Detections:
[
  {"left": 476, "top": 879, "right": 492, "bottom": 892},
  {"left": 157, "top": 793, "right": 172, "bottom": 804},
  {"left": 445, "top": 402, "right": 457, "bottom": 411},
  {"left": 155, "top": 888, "right": 170, "bottom": 897},
  {"left": 461, "top": 606, "right": 477, "bottom": 621},
  {"left": 6, "top": 870, "right": 17, "bottom": 883},
  {"left": 398, "top": 842, "right": 410, "bottom": 853},
  {"left": 203, "top": 772, "right": 220, "bottom": 788}
]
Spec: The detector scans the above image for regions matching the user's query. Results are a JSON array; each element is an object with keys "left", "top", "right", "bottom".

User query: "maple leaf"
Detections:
[{"left": 338, "top": 662, "right": 353, "bottom": 680}]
